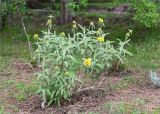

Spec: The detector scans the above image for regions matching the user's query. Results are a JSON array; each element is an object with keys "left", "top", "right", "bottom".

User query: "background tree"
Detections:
[
  {"left": 59, "top": 0, "right": 88, "bottom": 24},
  {"left": 60, "top": 0, "right": 69, "bottom": 24},
  {"left": 0, "top": 0, "right": 26, "bottom": 31}
]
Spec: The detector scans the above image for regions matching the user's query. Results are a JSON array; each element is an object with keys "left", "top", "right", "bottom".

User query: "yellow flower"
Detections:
[
  {"left": 72, "top": 24, "right": 77, "bottom": 29},
  {"left": 65, "top": 72, "right": 70, "bottom": 76},
  {"left": 126, "top": 33, "right": 130, "bottom": 38},
  {"left": 73, "top": 20, "right": 76, "bottom": 24},
  {"left": 60, "top": 32, "right": 65, "bottom": 37},
  {"left": 33, "top": 34, "right": 39, "bottom": 40},
  {"left": 54, "top": 66, "right": 60, "bottom": 70},
  {"left": 96, "top": 28, "right": 102, "bottom": 34},
  {"left": 90, "top": 21, "right": 94, "bottom": 26},
  {"left": 128, "top": 29, "right": 133, "bottom": 34},
  {"left": 46, "top": 19, "right": 52, "bottom": 26},
  {"left": 98, "top": 18, "right": 104, "bottom": 23},
  {"left": 83, "top": 58, "right": 92, "bottom": 67},
  {"left": 108, "top": 49, "right": 112, "bottom": 53},
  {"left": 96, "top": 36, "right": 104, "bottom": 42},
  {"left": 48, "top": 15, "right": 54, "bottom": 18}
]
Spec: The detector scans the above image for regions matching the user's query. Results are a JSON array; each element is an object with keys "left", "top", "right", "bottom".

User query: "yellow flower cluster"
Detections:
[
  {"left": 90, "top": 21, "right": 95, "bottom": 27},
  {"left": 96, "top": 36, "right": 104, "bottom": 42},
  {"left": 60, "top": 32, "right": 65, "bottom": 37},
  {"left": 98, "top": 18, "right": 104, "bottom": 23},
  {"left": 33, "top": 34, "right": 39, "bottom": 40},
  {"left": 96, "top": 28, "right": 102, "bottom": 34},
  {"left": 129, "top": 29, "right": 133, "bottom": 34},
  {"left": 72, "top": 24, "right": 77, "bottom": 29},
  {"left": 126, "top": 29, "right": 133, "bottom": 38},
  {"left": 46, "top": 19, "right": 52, "bottom": 26},
  {"left": 72, "top": 20, "right": 77, "bottom": 29},
  {"left": 65, "top": 72, "right": 70, "bottom": 76},
  {"left": 73, "top": 20, "right": 76, "bottom": 24},
  {"left": 83, "top": 58, "right": 92, "bottom": 67}
]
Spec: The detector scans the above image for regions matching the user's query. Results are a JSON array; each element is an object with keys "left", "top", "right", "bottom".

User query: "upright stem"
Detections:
[{"left": 16, "top": 6, "right": 33, "bottom": 59}]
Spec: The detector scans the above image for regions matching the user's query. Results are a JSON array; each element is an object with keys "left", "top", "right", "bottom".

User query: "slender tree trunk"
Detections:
[
  {"left": 76, "top": 0, "right": 80, "bottom": 4},
  {"left": 60, "top": 0, "right": 73, "bottom": 25},
  {"left": 50, "top": 0, "right": 55, "bottom": 10},
  {"left": 60, "top": 0, "right": 67, "bottom": 24}
]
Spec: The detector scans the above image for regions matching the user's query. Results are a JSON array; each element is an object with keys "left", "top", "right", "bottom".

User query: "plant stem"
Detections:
[{"left": 16, "top": 6, "right": 33, "bottom": 59}]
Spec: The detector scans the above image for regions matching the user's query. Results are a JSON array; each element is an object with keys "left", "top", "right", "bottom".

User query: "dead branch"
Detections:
[
  {"left": 98, "top": 77, "right": 106, "bottom": 87},
  {"left": 16, "top": 6, "right": 33, "bottom": 59},
  {"left": 73, "top": 86, "right": 105, "bottom": 95}
]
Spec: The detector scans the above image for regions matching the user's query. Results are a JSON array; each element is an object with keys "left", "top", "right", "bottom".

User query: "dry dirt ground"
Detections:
[{"left": 0, "top": 60, "right": 160, "bottom": 114}]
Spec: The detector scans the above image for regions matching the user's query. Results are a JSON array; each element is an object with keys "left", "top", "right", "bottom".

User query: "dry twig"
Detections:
[{"left": 16, "top": 6, "right": 33, "bottom": 59}]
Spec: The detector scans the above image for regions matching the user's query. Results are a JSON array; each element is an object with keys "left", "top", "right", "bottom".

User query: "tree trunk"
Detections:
[
  {"left": 50, "top": 0, "right": 55, "bottom": 10},
  {"left": 60, "top": 0, "right": 73, "bottom": 25},
  {"left": 76, "top": 0, "right": 80, "bottom": 4},
  {"left": 60, "top": 0, "right": 67, "bottom": 24}
]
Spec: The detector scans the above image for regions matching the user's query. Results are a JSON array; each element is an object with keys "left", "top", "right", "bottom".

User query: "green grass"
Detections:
[
  {"left": 103, "top": 100, "right": 148, "bottom": 114},
  {"left": 10, "top": 82, "right": 38, "bottom": 101},
  {"left": 105, "top": 22, "right": 160, "bottom": 71},
  {"left": 0, "top": 79, "right": 38, "bottom": 101},
  {"left": 77, "top": 11, "right": 117, "bottom": 19},
  {"left": 0, "top": 26, "right": 30, "bottom": 58},
  {"left": 128, "top": 41, "right": 160, "bottom": 70},
  {"left": 127, "top": 26, "right": 160, "bottom": 70},
  {"left": 111, "top": 76, "right": 136, "bottom": 90},
  {"left": 0, "top": 106, "right": 4, "bottom": 114},
  {"left": 101, "top": 100, "right": 160, "bottom": 114}
]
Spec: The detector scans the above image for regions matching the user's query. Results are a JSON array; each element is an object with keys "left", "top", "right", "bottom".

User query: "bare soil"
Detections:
[{"left": 0, "top": 60, "right": 160, "bottom": 114}]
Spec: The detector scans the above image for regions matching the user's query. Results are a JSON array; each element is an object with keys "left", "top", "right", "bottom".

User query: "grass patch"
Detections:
[
  {"left": 0, "top": 27, "right": 30, "bottom": 60},
  {"left": 102, "top": 100, "right": 160, "bottom": 114},
  {"left": 3, "top": 80, "right": 38, "bottom": 102},
  {"left": 0, "top": 56, "right": 10, "bottom": 72},
  {"left": 12, "top": 82, "right": 37, "bottom": 101},
  {"left": 127, "top": 26, "right": 160, "bottom": 70},
  {"left": 103, "top": 100, "right": 148, "bottom": 114},
  {"left": 112, "top": 76, "right": 136, "bottom": 90},
  {"left": 105, "top": 23, "right": 160, "bottom": 71}
]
